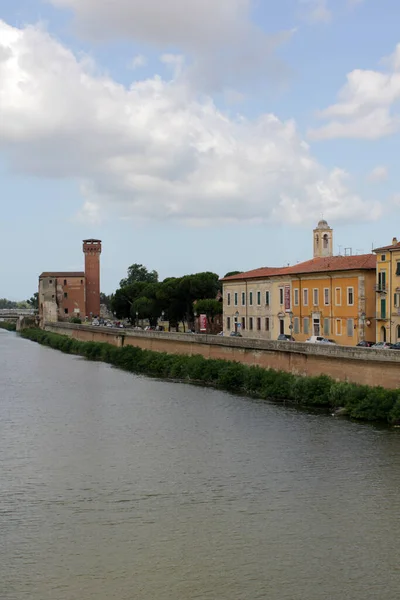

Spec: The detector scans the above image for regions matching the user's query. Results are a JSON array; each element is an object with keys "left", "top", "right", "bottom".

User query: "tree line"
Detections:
[{"left": 109, "top": 263, "right": 227, "bottom": 330}]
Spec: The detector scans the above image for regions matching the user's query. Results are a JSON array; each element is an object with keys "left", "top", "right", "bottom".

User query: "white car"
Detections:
[{"left": 306, "top": 336, "right": 335, "bottom": 345}]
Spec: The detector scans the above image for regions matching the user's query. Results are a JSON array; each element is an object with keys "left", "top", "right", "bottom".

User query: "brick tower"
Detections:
[{"left": 83, "top": 239, "right": 102, "bottom": 318}]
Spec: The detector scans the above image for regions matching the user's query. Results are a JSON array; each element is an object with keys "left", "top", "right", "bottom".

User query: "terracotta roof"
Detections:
[
  {"left": 221, "top": 254, "right": 376, "bottom": 282},
  {"left": 39, "top": 272, "right": 85, "bottom": 278},
  {"left": 222, "top": 267, "right": 283, "bottom": 281},
  {"left": 284, "top": 254, "right": 376, "bottom": 275},
  {"left": 373, "top": 241, "right": 400, "bottom": 252}
]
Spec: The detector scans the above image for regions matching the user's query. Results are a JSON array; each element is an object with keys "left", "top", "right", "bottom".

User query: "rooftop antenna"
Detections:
[{"left": 344, "top": 247, "right": 353, "bottom": 256}]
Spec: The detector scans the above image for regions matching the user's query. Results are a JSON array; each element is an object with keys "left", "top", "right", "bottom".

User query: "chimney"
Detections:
[{"left": 392, "top": 237, "right": 398, "bottom": 245}]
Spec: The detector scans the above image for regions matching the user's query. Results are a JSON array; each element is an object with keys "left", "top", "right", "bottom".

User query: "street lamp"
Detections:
[
  {"left": 193, "top": 310, "right": 197, "bottom": 333},
  {"left": 136, "top": 310, "right": 139, "bottom": 328},
  {"left": 360, "top": 312, "right": 366, "bottom": 342},
  {"left": 234, "top": 310, "right": 239, "bottom": 334}
]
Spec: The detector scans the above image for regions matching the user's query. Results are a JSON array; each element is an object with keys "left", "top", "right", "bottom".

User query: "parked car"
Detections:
[
  {"left": 391, "top": 342, "right": 400, "bottom": 350},
  {"left": 277, "top": 334, "right": 295, "bottom": 342},
  {"left": 356, "top": 341, "right": 374, "bottom": 348},
  {"left": 305, "top": 335, "right": 334, "bottom": 344},
  {"left": 230, "top": 331, "right": 242, "bottom": 337},
  {"left": 371, "top": 342, "right": 393, "bottom": 349}
]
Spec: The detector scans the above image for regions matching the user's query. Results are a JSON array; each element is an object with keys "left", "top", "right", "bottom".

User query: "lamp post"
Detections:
[
  {"left": 193, "top": 310, "right": 197, "bottom": 334},
  {"left": 234, "top": 310, "right": 239, "bottom": 334},
  {"left": 360, "top": 311, "right": 366, "bottom": 342},
  {"left": 288, "top": 310, "right": 293, "bottom": 337},
  {"left": 136, "top": 310, "right": 139, "bottom": 328}
]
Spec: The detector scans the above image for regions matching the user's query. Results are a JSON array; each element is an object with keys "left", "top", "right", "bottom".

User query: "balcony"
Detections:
[
  {"left": 376, "top": 313, "right": 389, "bottom": 320},
  {"left": 374, "top": 284, "right": 387, "bottom": 293}
]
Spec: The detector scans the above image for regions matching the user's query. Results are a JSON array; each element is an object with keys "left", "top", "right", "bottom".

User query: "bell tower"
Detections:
[
  {"left": 83, "top": 239, "right": 102, "bottom": 317},
  {"left": 313, "top": 220, "right": 333, "bottom": 258}
]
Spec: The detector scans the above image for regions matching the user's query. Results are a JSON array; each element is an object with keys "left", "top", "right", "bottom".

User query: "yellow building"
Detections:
[
  {"left": 373, "top": 237, "right": 400, "bottom": 343},
  {"left": 222, "top": 220, "right": 377, "bottom": 346}
]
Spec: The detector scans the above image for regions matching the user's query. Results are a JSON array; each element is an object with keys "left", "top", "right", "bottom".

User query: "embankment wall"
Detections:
[{"left": 43, "top": 322, "right": 400, "bottom": 389}]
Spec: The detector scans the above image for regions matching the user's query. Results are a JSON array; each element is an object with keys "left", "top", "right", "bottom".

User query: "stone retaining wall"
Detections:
[{"left": 44, "top": 322, "right": 400, "bottom": 389}]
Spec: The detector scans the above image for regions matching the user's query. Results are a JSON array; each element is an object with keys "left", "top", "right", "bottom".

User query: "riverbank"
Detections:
[
  {"left": 21, "top": 328, "right": 400, "bottom": 424},
  {"left": 0, "top": 322, "right": 16, "bottom": 332}
]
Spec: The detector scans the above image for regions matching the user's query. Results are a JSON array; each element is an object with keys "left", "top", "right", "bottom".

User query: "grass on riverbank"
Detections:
[
  {"left": 20, "top": 328, "right": 400, "bottom": 425},
  {"left": 0, "top": 322, "right": 16, "bottom": 332}
]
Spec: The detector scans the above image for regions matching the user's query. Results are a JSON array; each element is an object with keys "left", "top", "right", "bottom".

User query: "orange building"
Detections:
[{"left": 39, "top": 239, "right": 102, "bottom": 323}]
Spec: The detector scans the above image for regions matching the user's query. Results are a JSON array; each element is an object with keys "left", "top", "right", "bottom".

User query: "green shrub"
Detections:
[
  {"left": 0, "top": 321, "right": 17, "bottom": 332},
  {"left": 19, "top": 328, "right": 400, "bottom": 425},
  {"left": 69, "top": 317, "right": 82, "bottom": 324}
]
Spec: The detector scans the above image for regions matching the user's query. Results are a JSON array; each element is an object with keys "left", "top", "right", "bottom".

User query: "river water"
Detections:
[{"left": 1, "top": 330, "right": 400, "bottom": 600}]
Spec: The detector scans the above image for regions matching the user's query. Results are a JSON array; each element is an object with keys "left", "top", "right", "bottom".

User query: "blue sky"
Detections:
[{"left": 1, "top": 0, "right": 400, "bottom": 299}]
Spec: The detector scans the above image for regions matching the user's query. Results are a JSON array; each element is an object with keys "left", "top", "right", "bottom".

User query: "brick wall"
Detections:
[{"left": 44, "top": 323, "right": 400, "bottom": 389}]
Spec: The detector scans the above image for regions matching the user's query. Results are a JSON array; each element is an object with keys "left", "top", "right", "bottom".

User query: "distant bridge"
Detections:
[{"left": 0, "top": 309, "right": 37, "bottom": 321}]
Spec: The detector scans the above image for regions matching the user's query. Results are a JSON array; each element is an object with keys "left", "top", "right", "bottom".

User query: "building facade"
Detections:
[
  {"left": 39, "top": 239, "right": 101, "bottom": 324},
  {"left": 373, "top": 238, "right": 400, "bottom": 343},
  {"left": 222, "top": 221, "right": 376, "bottom": 346}
]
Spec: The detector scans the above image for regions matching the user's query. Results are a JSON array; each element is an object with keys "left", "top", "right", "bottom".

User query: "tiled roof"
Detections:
[
  {"left": 222, "top": 267, "right": 283, "bottom": 281},
  {"left": 221, "top": 254, "right": 376, "bottom": 282},
  {"left": 373, "top": 242, "right": 400, "bottom": 252},
  {"left": 39, "top": 272, "right": 85, "bottom": 278},
  {"left": 284, "top": 254, "right": 376, "bottom": 275}
]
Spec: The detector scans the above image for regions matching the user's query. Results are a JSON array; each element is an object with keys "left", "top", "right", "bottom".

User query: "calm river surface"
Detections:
[{"left": 1, "top": 330, "right": 400, "bottom": 599}]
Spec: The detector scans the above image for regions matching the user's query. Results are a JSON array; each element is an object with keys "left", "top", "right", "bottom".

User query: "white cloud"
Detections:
[
  {"left": 130, "top": 54, "right": 147, "bottom": 70},
  {"left": 299, "top": 0, "right": 332, "bottom": 23},
  {"left": 0, "top": 20, "right": 380, "bottom": 226},
  {"left": 46, "top": 0, "right": 292, "bottom": 91},
  {"left": 367, "top": 166, "right": 388, "bottom": 182},
  {"left": 309, "top": 44, "right": 400, "bottom": 140}
]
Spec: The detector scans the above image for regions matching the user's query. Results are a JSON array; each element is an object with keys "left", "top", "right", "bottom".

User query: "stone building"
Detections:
[
  {"left": 222, "top": 222, "right": 377, "bottom": 346},
  {"left": 373, "top": 237, "right": 400, "bottom": 343},
  {"left": 39, "top": 239, "right": 101, "bottom": 323}
]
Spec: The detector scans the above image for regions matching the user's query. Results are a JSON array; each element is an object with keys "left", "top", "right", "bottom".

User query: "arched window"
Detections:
[
  {"left": 381, "top": 326, "right": 387, "bottom": 342},
  {"left": 397, "top": 325, "right": 400, "bottom": 339},
  {"left": 323, "top": 234, "right": 329, "bottom": 249}
]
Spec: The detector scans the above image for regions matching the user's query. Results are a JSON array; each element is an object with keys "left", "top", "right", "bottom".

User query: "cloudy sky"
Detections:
[{"left": 1, "top": 0, "right": 399, "bottom": 299}]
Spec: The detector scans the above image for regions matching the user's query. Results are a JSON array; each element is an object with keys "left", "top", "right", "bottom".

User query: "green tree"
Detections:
[
  {"left": 224, "top": 271, "right": 243, "bottom": 278},
  {"left": 100, "top": 292, "right": 112, "bottom": 310},
  {"left": 119, "top": 263, "right": 158, "bottom": 287},
  {"left": 195, "top": 299, "right": 223, "bottom": 321},
  {"left": 27, "top": 292, "right": 39, "bottom": 310},
  {"left": 0, "top": 298, "right": 17, "bottom": 309}
]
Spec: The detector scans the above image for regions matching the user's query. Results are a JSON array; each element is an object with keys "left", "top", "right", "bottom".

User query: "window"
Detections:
[
  {"left": 52, "top": 294, "right": 55, "bottom": 299},
  {"left": 336, "top": 319, "right": 342, "bottom": 335},
  {"left": 249, "top": 317, "right": 253, "bottom": 330},
  {"left": 397, "top": 262, "right": 400, "bottom": 276},
  {"left": 279, "top": 319, "right": 285, "bottom": 334},
  {"left": 381, "top": 254, "right": 386, "bottom": 261},
  {"left": 304, "top": 317, "right": 309, "bottom": 335},
  {"left": 323, "top": 234, "right": 329, "bottom": 249},
  {"left": 313, "top": 288, "right": 319, "bottom": 306},
  {"left": 323, "top": 318, "right": 330, "bottom": 335},
  {"left": 257, "top": 291, "right": 261, "bottom": 306},
  {"left": 294, "top": 289, "right": 299, "bottom": 306},
  {"left": 294, "top": 317, "right": 300, "bottom": 334},
  {"left": 64, "top": 308, "right": 69, "bottom": 315},
  {"left": 279, "top": 288, "right": 284, "bottom": 305},
  {"left": 81, "top": 279, "right": 83, "bottom": 284},
  {"left": 303, "top": 289, "right": 309, "bottom": 306},
  {"left": 234, "top": 292, "right": 238, "bottom": 306},
  {"left": 324, "top": 288, "right": 330, "bottom": 305},
  {"left": 347, "top": 287, "right": 354, "bottom": 306},
  {"left": 227, "top": 293, "right": 231, "bottom": 306},
  {"left": 381, "top": 298, "right": 386, "bottom": 319},
  {"left": 241, "top": 317, "right": 246, "bottom": 330},
  {"left": 257, "top": 317, "right": 261, "bottom": 331},
  {"left": 397, "top": 325, "right": 400, "bottom": 339},
  {"left": 242, "top": 292, "right": 246, "bottom": 306},
  {"left": 347, "top": 319, "right": 354, "bottom": 337},
  {"left": 265, "top": 317, "right": 270, "bottom": 331},
  {"left": 378, "top": 271, "right": 386, "bottom": 290},
  {"left": 227, "top": 317, "right": 231, "bottom": 330},
  {"left": 64, "top": 279, "right": 67, "bottom": 285},
  {"left": 265, "top": 291, "right": 270, "bottom": 306},
  {"left": 249, "top": 292, "right": 253, "bottom": 306},
  {"left": 394, "top": 293, "right": 400, "bottom": 308},
  {"left": 49, "top": 279, "right": 53, "bottom": 284},
  {"left": 64, "top": 292, "right": 68, "bottom": 299},
  {"left": 335, "top": 287, "right": 341, "bottom": 306}
]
